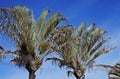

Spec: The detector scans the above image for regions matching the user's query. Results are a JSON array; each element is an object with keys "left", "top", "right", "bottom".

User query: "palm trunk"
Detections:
[
  {"left": 74, "top": 73, "right": 81, "bottom": 79},
  {"left": 74, "top": 71, "right": 85, "bottom": 79},
  {"left": 29, "top": 71, "right": 36, "bottom": 79},
  {"left": 76, "top": 76, "right": 80, "bottom": 79},
  {"left": 76, "top": 76, "right": 85, "bottom": 79}
]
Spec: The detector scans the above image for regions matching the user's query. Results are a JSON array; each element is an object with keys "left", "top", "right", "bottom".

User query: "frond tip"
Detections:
[{"left": 88, "top": 46, "right": 116, "bottom": 65}]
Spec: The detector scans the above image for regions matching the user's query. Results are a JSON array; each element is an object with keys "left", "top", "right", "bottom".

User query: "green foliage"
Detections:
[
  {"left": 0, "top": 6, "right": 117, "bottom": 79},
  {"left": 48, "top": 22, "right": 116, "bottom": 79},
  {"left": 0, "top": 6, "right": 64, "bottom": 71}
]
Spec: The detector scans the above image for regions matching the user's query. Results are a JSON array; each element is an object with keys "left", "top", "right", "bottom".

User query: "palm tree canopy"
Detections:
[
  {"left": 0, "top": 6, "right": 65, "bottom": 69},
  {"left": 47, "top": 22, "right": 116, "bottom": 78}
]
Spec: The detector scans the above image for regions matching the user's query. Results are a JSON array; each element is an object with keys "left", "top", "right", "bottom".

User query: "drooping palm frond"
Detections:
[
  {"left": 47, "top": 22, "right": 116, "bottom": 79},
  {"left": 0, "top": 45, "right": 18, "bottom": 61}
]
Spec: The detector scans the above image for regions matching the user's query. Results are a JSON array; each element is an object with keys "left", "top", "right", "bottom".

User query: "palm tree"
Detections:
[
  {"left": 47, "top": 22, "right": 116, "bottom": 79},
  {"left": 0, "top": 6, "right": 65, "bottom": 79}
]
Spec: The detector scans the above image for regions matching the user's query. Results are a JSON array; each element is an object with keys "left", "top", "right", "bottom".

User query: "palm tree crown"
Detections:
[
  {"left": 0, "top": 6, "right": 65, "bottom": 79},
  {"left": 47, "top": 22, "right": 116, "bottom": 79}
]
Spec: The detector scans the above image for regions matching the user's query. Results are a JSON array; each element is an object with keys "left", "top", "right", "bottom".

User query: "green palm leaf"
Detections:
[{"left": 36, "top": 10, "right": 50, "bottom": 37}]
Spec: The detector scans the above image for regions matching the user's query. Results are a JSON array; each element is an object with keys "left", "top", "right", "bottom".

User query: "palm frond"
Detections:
[
  {"left": 88, "top": 46, "right": 116, "bottom": 65},
  {"left": 11, "top": 56, "right": 26, "bottom": 67},
  {"left": 72, "top": 22, "right": 85, "bottom": 37},
  {"left": 46, "top": 57, "right": 65, "bottom": 68},
  {"left": 93, "top": 64, "right": 115, "bottom": 70},
  {"left": 94, "top": 62, "right": 120, "bottom": 79},
  {"left": 0, "top": 8, "right": 21, "bottom": 43},
  {"left": 88, "top": 37, "right": 111, "bottom": 58},
  {"left": 43, "top": 17, "right": 65, "bottom": 40},
  {"left": 109, "top": 69, "right": 120, "bottom": 77},
  {"left": 0, "top": 45, "right": 19, "bottom": 61},
  {"left": 36, "top": 10, "right": 50, "bottom": 31},
  {"left": 109, "top": 62, "right": 120, "bottom": 78},
  {"left": 82, "top": 23, "right": 95, "bottom": 38}
]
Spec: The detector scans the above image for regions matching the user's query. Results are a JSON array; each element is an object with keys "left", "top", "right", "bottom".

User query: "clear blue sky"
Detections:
[{"left": 0, "top": 0, "right": 120, "bottom": 79}]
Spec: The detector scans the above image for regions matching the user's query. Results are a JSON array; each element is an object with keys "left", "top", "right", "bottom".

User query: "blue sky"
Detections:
[{"left": 0, "top": 0, "right": 120, "bottom": 79}]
